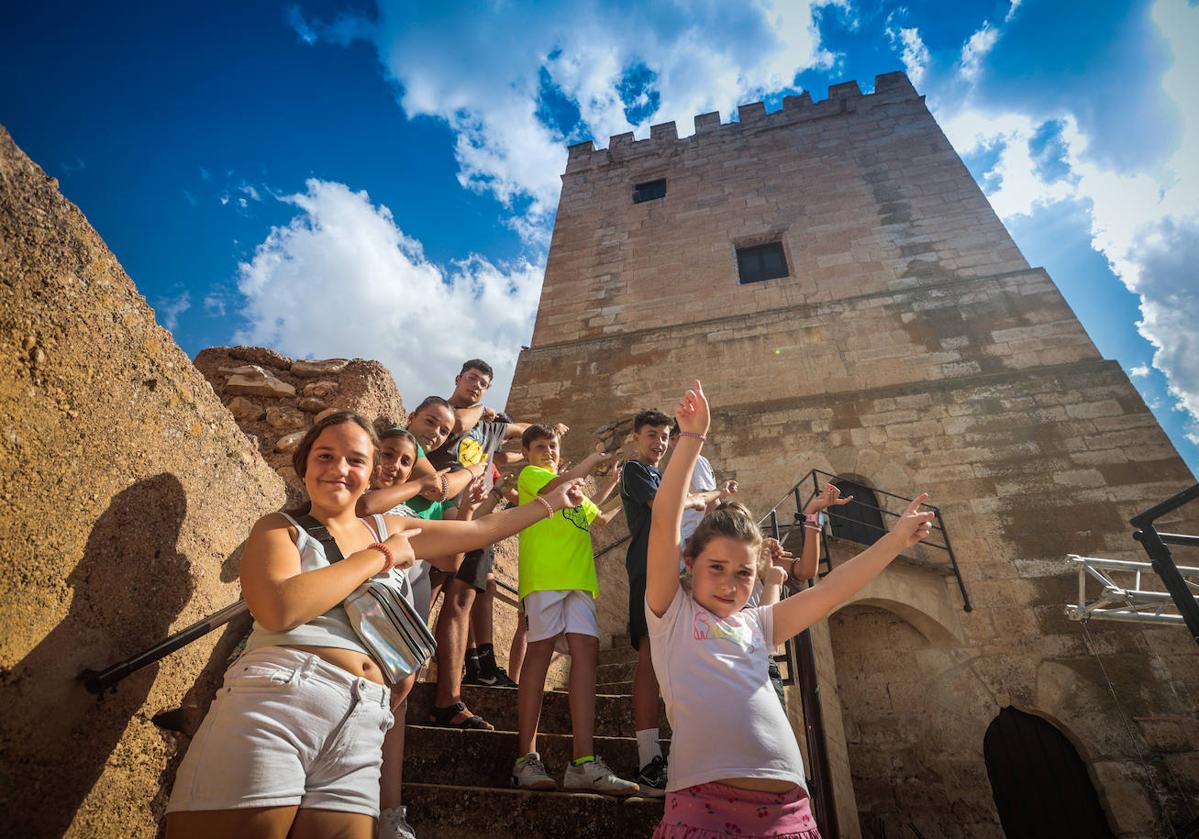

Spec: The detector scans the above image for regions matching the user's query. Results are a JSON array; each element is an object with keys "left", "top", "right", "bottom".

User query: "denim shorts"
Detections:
[{"left": 167, "top": 646, "right": 394, "bottom": 817}]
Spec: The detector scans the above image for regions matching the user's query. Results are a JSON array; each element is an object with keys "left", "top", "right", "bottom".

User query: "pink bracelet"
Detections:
[
  {"left": 368, "top": 542, "right": 395, "bottom": 573},
  {"left": 534, "top": 495, "right": 555, "bottom": 519},
  {"left": 677, "top": 431, "right": 707, "bottom": 442}
]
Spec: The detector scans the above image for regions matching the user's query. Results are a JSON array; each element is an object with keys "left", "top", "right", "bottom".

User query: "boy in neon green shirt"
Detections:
[{"left": 511, "top": 425, "right": 638, "bottom": 796}]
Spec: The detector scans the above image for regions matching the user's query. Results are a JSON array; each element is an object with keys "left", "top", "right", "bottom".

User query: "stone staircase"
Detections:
[{"left": 402, "top": 640, "right": 667, "bottom": 838}]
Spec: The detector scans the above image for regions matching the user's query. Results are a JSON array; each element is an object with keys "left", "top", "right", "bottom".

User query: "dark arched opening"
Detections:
[
  {"left": 984, "top": 707, "right": 1114, "bottom": 838},
  {"left": 829, "top": 478, "right": 885, "bottom": 546}
]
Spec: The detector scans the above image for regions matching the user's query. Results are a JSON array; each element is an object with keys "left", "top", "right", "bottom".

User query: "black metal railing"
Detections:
[
  {"left": 1130, "top": 482, "right": 1199, "bottom": 646},
  {"left": 758, "top": 468, "right": 971, "bottom": 611}
]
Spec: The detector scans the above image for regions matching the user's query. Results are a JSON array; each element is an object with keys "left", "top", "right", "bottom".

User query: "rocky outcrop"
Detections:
[
  {"left": 0, "top": 125, "right": 285, "bottom": 837},
  {"left": 194, "top": 347, "right": 406, "bottom": 498}
]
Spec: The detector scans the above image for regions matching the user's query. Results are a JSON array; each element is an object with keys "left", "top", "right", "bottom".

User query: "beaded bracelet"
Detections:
[
  {"left": 369, "top": 542, "right": 395, "bottom": 574},
  {"left": 677, "top": 431, "right": 707, "bottom": 442},
  {"left": 534, "top": 495, "right": 555, "bottom": 519},
  {"left": 439, "top": 473, "right": 450, "bottom": 500}
]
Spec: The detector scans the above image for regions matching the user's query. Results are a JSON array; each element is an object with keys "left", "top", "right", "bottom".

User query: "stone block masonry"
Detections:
[
  {"left": 508, "top": 71, "right": 1199, "bottom": 837},
  {"left": 194, "top": 346, "right": 406, "bottom": 502},
  {"left": 0, "top": 126, "right": 285, "bottom": 838}
]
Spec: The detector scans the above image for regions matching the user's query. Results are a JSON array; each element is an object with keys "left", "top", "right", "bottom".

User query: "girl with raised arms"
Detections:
[
  {"left": 645, "top": 381, "right": 935, "bottom": 838},
  {"left": 166, "top": 411, "right": 586, "bottom": 839}
]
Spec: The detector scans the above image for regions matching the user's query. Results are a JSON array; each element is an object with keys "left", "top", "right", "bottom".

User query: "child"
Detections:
[
  {"left": 645, "top": 381, "right": 934, "bottom": 838},
  {"left": 165, "top": 411, "right": 588, "bottom": 839},
  {"left": 620, "top": 410, "right": 722, "bottom": 794},
  {"left": 511, "top": 425, "right": 637, "bottom": 795}
]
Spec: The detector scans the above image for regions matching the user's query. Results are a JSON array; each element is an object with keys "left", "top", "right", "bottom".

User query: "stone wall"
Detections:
[
  {"left": 194, "top": 346, "right": 405, "bottom": 500},
  {"left": 0, "top": 126, "right": 285, "bottom": 837}
]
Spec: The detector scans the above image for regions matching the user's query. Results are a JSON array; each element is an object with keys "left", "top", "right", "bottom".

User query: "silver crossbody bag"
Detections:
[{"left": 294, "top": 514, "right": 436, "bottom": 684}]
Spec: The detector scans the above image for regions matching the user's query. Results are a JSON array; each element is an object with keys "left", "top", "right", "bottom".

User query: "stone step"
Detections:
[
  {"left": 596, "top": 680, "right": 632, "bottom": 693},
  {"left": 404, "top": 725, "right": 668, "bottom": 788},
  {"left": 402, "top": 782, "right": 663, "bottom": 839},
  {"left": 595, "top": 660, "right": 637, "bottom": 683},
  {"left": 598, "top": 644, "right": 636, "bottom": 666},
  {"left": 406, "top": 682, "right": 668, "bottom": 738}
]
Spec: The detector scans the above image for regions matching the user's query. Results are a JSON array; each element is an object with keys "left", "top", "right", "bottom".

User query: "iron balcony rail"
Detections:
[{"left": 757, "top": 468, "right": 970, "bottom": 612}]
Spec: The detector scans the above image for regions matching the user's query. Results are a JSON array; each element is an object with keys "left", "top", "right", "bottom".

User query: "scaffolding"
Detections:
[{"left": 1064, "top": 482, "right": 1199, "bottom": 646}]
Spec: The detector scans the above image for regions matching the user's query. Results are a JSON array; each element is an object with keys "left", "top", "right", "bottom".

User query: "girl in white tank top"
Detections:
[{"left": 644, "top": 382, "right": 936, "bottom": 838}]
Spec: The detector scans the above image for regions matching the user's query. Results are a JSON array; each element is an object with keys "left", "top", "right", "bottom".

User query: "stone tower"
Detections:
[{"left": 507, "top": 72, "right": 1199, "bottom": 838}]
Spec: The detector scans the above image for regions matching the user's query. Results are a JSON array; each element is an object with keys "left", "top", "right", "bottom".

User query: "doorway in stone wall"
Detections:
[{"left": 984, "top": 707, "right": 1115, "bottom": 838}]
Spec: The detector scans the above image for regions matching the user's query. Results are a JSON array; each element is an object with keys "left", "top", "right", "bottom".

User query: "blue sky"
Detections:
[{"left": 2, "top": 0, "right": 1196, "bottom": 476}]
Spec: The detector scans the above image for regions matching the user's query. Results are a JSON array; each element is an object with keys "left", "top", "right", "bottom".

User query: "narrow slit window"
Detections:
[
  {"left": 632, "top": 179, "right": 667, "bottom": 204},
  {"left": 736, "top": 242, "right": 789, "bottom": 284}
]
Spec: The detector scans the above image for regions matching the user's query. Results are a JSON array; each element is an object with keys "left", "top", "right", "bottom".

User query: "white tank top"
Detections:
[{"left": 243, "top": 512, "right": 394, "bottom": 655}]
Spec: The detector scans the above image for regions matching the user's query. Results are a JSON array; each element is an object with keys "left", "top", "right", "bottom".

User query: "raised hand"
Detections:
[
  {"left": 762, "top": 536, "right": 794, "bottom": 566},
  {"left": 721, "top": 479, "right": 739, "bottom": 495},
  {"left": 480, "top": 406, "right": 498, "bottom": 422},
  {"left": 382, "top": 528, "right": 421, "bottom": 570},
  {"left": 419, "top": 468, "right": 452, "bottom": 500},
  {"left": 552, "top": 422, "right": 570, "bottom": 439},
  {"left": 891, "top": 493, "right": 935, "bottom": 547},
  {"left": 806, "top": 483, "right": 853, "bottom": 514},
  {"left": 764, "top": 564, "right": 788, "bottom": 588},
  {"left": 675, "top": 379, "right": 710, "bottom": 436},
  {"left": 462, "top": 474, "right": 488, "bottom": 512},
  {"left": 543, "top": 477, "right": 586, "bottom": 512}
]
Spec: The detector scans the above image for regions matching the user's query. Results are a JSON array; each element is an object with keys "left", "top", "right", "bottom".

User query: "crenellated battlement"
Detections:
[{"left": 565, "top": 71, "right": 917, "bottom": 173}]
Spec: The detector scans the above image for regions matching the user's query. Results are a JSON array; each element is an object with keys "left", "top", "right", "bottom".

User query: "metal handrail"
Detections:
[{"left": 759, "top": 468, "right": 970, "bottom": 612}]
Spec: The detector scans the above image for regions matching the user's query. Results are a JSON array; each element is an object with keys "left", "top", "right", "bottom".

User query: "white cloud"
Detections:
[
  {"left": 939, "top": 0, "right": 1199, "bottom": 447},
  {"left": 234, "top": 179, "right": 543, "bottom": 406},
  {"left": 239, "top": 184, "right": 262, "bottom": 202},
  {"left": 157, "top": 292, "right": 191, "bottom": 332},
  {"left": 1004, "top": 0, "right": 1023, "bottom": 24},
  {"left": 293, "top": 1, "right": 843, "bottom": 242},
  {"left": 885, "top": 12, "right": 930, "bottom": 86},
  {"left": 959, "top": 22, "right": 999, "bottom": 82},
  {"left": 203, "top": 292, "right": 227, "bottom": 318},
  {"left": 1130, "top": 364, "right": 1151, "bottom": 378}
]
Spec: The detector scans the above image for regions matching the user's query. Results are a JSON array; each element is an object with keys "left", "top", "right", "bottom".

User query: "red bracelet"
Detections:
[
  {"left": 368, "top": 542, "right": 395, "bottom": 573},
  {"left": 534, "top": 496, "right": 555, "bottom": 519},
  {"left": 677, "top": 431, "right": 707, "bottom": 442}
]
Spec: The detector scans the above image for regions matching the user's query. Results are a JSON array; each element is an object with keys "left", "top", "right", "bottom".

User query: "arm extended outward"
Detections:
[{"left": 770, "top": 494, "right": 934, "bottom": 646}]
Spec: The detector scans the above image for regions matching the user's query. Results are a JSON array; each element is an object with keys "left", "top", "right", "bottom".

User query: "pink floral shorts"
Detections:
[{"left": 652, "top": 781, "right": 822, "bottom": 838}]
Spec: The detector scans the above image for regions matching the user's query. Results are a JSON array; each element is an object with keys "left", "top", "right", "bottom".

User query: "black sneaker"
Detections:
[
  {"left": 635, "top": 755, "right": 668, "bottom": 798},
  {"left": 474, "top": 666, "right": 518, "bottom": 688}
]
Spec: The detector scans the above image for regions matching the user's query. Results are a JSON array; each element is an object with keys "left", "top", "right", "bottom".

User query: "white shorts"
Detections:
[
  {"left": 523, "top": 589, "right": 598, "bottom": 654},
  {"left": 167, "top": 646, "right": 394, "bottom": 817}
]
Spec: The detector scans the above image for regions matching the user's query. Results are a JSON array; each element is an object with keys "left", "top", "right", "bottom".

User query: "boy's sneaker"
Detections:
[
  {"left": 474, "top": 665, "right": 518, "bottom": 688},
  {"left": 635, "top": 755, "right": 668, "bottom": 798},
  {"left": 563, "top": 756, "right": 640, "bottom": 797},
  {"left": 512, "top": 752, "right": 558, "bottom": 791},
  {"left": 379, "top": 805, "right": 417, "bottom": 839}
]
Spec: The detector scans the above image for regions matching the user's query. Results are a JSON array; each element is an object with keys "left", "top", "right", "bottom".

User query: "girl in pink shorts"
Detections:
[{"left": 645, "top": 381, "right": 936, "bottom": 838}]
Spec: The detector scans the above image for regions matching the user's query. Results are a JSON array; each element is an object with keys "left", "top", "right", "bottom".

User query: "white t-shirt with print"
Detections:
[{"left": 646, "top": 587, "right": 808, "bottom": 793}]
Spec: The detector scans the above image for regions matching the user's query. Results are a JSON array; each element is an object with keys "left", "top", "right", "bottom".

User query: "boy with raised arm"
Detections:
[{"left": 510, "top": 425, "right": 635, "bottom": 794}]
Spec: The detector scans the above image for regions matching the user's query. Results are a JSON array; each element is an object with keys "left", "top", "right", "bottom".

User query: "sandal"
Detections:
[{"left": 427, "top": 701, "right": 494, "bottom": 730}]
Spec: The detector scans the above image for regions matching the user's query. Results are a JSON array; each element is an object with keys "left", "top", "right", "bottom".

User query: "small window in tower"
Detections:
[
  {"left": 736, "top": 242, "right": 789, "bottom": 284},
  {"left": 632, "top": 179, "right": 667, "bottom": 204}
]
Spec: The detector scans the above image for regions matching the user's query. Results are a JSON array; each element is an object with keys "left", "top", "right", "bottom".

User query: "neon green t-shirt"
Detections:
[{"left": 517, "top": 465, "right": 600, "bottom": 600}]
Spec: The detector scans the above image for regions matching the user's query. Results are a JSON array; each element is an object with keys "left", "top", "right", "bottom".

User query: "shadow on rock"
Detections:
[{"left": 0, "top": 473, "right": 194, "bottom": 838}]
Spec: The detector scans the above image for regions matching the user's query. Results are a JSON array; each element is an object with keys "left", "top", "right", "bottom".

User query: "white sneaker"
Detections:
[
  {"left": 563, "top": 756, "right": 641, "bottom": 797},
  {"left": 512, "top": 752, "right": 558, "bottom": 791},
  {"left": 379, "top": 805, "right": 417, "bottom": 839}
]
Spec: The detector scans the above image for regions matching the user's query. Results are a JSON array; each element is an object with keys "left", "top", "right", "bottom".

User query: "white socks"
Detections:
[{"left": 636, "top": 728, "right": 662, "bottom": 767}]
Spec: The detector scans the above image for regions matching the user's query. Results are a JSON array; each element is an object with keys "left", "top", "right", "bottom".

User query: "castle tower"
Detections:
[{"left": 507, "top": 72, "right": 1199, "bottom": 837}]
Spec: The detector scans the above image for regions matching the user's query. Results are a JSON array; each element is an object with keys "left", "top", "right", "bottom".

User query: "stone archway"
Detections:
[
  {"left": 826, "top": 598, "right": 993, "bottom": 838},
  {"left": 984, "top": 707, "right": 1115, "bottom": 838}
]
